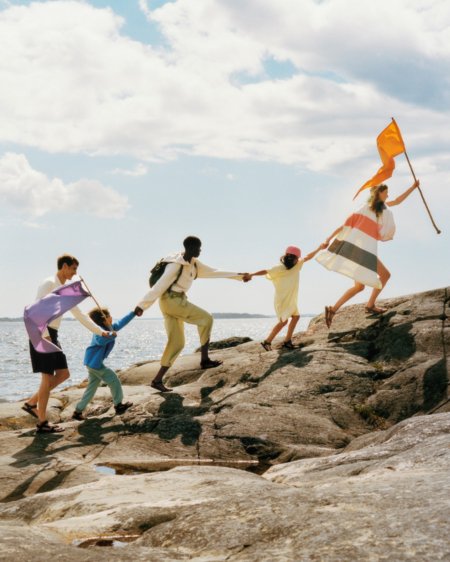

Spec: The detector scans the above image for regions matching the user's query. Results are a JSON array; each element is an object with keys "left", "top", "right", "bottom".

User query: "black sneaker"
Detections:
[
  {"left": 115, "top": 401, "right": 133, "bottom": 415},
  {"left": 72, "top": 410, "right": 84, "bottom": 421}
]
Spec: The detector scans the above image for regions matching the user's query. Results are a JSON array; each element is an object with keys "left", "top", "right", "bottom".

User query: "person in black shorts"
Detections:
[{"left": 23, "top": 255, "right": 110, "bottom": 433}]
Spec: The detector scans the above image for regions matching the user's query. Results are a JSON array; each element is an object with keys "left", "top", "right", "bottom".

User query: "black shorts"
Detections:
[{"left": 29, "top": 327, "right": 68, "bottom": 375}]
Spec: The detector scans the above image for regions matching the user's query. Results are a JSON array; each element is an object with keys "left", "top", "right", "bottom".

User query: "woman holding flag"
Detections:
[
  {"left": 316, "top": 119, "right": 427, "bottom": 328},
  {"left": 317, "top": 179, "right": 419, "bottom": 327}
]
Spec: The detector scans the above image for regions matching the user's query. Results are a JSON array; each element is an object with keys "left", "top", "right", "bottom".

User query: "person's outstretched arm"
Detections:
[
  {"left": 136, "top": 263, "right": 180, "bottom": 313},
  {"left": 387, "top": 179, "right": 419, "bottom": 207},
  {"left": 195, "top": 260, "right": 246, "bottom": 281},
  {"left": 246, "top": 269, "right": 268, "bottom": 281},
  {"left": 112, "top": 311, "right": 136, "bottom": 331},
  {"left": 323, "top": 225, "right": 344, "bottom": 248},
  {"left": 303, "top": 242, "right": 328, "bottom": 262}
]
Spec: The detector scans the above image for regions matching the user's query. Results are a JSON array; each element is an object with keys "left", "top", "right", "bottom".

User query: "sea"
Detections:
[{"left": 0, "top": 316, "right": 312, "bottom": 403}]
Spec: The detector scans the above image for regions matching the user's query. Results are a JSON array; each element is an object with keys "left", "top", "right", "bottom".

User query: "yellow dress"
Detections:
[{"left": 265, "top": 260, "right": 303, "bottom": 321}]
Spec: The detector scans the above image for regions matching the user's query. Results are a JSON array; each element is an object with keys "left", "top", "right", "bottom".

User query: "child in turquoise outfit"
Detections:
[{"left": 72, "top": 308, "right": 135, "bottom": 420}]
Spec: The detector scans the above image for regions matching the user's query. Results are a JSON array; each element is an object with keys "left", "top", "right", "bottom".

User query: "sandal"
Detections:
[
  {"left": 325, "top": 306, "right": 335, "bottom": 329},
  {"left": 36, "top": 420, "right": 64, "bottom": 433},
  {"left": 261, "top": 340, "right": 272, "bottom": 351},
  {"left": 365, "top": 306, "right": 387, "bottom": 315},
  {"left": 200, "top": 359, "right": 223, "bottom": 370},
  {"left": 22, "top": 402, "right": 38, "bottom": 419},
  {"left": 282, "top": 340, "right": 295, "bottom": 350}
]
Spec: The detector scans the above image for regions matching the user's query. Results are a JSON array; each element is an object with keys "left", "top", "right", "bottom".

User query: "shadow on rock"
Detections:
[
  {"left": 423, "top": 358, "right": 448, "bottom": 411},
  {"left": 155, "top": 393, "right": 203, "bottom": 446},
  {"left": 75, "top": 416, "right": 125, "bottom": 446},
  {"left": 126, "top": 380, "right": 226, "bottom": 446},
  {"left": 258, "top": 349, "right": 313, "bottom": 383},
  {"left": 2, "top": 432, "right": 68, "bottom": 503},
  {"left": 330, "top": 312, "right": 416, "bottom": 362},
  {"left": 9, "top": 431, "right": 65, "bottom": 469}
]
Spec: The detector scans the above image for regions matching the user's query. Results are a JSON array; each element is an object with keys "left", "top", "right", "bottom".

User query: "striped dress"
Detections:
[{"left": 316, "top": 204, "right": 395, "bottom": 289}]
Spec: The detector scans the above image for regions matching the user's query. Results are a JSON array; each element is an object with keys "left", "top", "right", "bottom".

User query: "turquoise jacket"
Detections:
[{"left": 83, "top": 311, "right": 135, "bottom": 369}]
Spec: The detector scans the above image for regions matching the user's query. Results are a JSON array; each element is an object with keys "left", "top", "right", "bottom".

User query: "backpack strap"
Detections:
[{"left": 167, "top": 263, "right": 184, "bottom": 293}]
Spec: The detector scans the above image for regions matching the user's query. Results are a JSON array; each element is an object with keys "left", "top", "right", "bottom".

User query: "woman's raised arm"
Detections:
[{"left": 387, "top": 179, "right": 419, "bottom": 207}]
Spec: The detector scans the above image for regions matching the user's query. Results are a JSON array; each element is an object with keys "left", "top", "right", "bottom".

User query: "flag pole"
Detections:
[
  {"left": 391, "top": 118, "right": 441, "bottom": 234},
  {"left": 79, "top": 277, "right": 108, "bottom": 322}
]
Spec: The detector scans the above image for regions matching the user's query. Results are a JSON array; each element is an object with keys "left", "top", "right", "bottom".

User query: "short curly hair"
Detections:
[{"left": 88, "top": 308, "right": 110, "bottom": 329}]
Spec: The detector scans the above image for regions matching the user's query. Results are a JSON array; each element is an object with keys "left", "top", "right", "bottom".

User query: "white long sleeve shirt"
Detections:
[
  {"left": 137, "top": 253, "right": 242, "bottom": 311},
  {"left": 36, "top": 275, "right": 103, "bottom": 335}
]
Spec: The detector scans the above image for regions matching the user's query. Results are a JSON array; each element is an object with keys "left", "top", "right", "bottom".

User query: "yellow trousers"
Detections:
[{"left": 159, "top": 291, "right": 213, "bottom": 367}]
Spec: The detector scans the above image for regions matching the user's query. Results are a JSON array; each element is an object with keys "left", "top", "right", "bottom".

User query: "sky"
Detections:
[{"left": 0, "top": 0, "right": 449, "bottom": 318}]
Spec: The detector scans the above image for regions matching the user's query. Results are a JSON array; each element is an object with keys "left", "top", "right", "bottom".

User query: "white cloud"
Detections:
[
  {"left": 0, "top": 0, "right": 449, "bottom": 175},
  {"left": 138, "top": 0, "right": 151, "bottom": 18},
  {"left": 111, "top": 163, "right": 148, "bottom": 176},
  {"left": 0, "top": 152, "right": 129, "bottom": 218}
]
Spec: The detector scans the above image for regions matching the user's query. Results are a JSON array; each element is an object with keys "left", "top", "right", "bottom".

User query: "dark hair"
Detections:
[
  {"left": 183, "top": 236, "right": 201, "bottom": 250},
  {"left": 57, "top": 254, "right": 79, "bottom": 270},
  {"left": 281, "top": 254, "right": 298, "bottom": 270},
  {"left": 88, "top": 308, "right": 110, "bottom": 329},
  {"left": 368, "top": 184, "right": 388, "bottom": 217}
]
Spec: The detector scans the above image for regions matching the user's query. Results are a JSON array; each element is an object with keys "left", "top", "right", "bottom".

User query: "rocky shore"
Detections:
[{"left": 0, "top": 287, "right": 448, "bottom": 561}]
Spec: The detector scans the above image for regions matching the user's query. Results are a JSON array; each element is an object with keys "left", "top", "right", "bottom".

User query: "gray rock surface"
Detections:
[
  {"left": 195, "top": 336, "right": 253, "bottom": 351},
  {"left": 0, "top": 287, "right": 448, "bottom": 561}
]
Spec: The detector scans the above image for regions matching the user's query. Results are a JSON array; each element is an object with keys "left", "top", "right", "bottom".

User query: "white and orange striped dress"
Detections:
[{"left": 316, "top": 204, "right": 395, "bottom": 289}]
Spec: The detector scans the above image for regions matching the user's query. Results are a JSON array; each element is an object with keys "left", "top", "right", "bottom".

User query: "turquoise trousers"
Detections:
[{"left": 75, "top": 366, "right": 123, "bottom": 412}]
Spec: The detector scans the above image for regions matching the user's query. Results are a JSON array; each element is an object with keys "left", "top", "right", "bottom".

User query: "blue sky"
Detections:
[{"left": 0, "top": 0, "right": 448, "bottom": 318}]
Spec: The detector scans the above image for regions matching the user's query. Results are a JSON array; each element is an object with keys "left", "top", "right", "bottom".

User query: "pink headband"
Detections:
[{"left": 285, "top": 245, "right": 301, "bottom": 258}]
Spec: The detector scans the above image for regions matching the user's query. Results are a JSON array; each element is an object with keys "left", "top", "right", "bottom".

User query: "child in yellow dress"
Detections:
[{"left": 248, "top": 244, "right": 325, "bottom": 350}]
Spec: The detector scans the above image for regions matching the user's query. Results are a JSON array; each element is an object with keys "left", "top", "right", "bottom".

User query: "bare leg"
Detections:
[
  {"left": 152, "top": 365, "right": 169, "bottom": 385},
  {"left": 331, "top": 282, "right": 365, "bottom": 314},
  {"left": 366, "top": 260, "right": 391, "bottom": 310},
  {"left": 284, "top": 315, "right": 300, "bottom": 342},
  {"left": 27, "top": 369, "right": 70, "bottom": 407},
  {"left": 36, "top": 373, "right": 53, "bottom": 423},
  {"left": 265, "top": 320, "right": 288, "bottom": 344},
  {"left": 325, "top": 282, "right": 365, "bottom": 328}
]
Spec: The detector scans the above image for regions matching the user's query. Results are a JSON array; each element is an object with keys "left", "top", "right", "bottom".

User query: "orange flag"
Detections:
[{"left": 354, "top": 119, "right": 406, "bottom": 199}]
